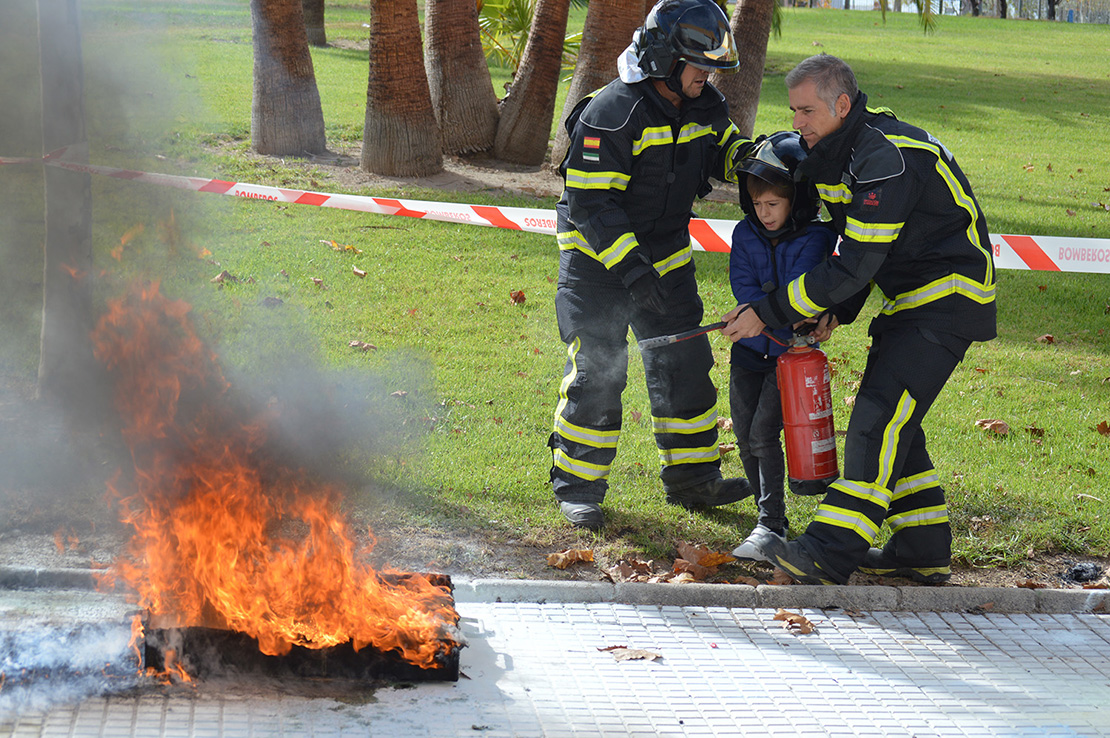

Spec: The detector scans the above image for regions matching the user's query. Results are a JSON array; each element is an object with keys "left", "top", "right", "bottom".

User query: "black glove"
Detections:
[{"left": 627, "top": 272, "right": 668, "bottom": 315}]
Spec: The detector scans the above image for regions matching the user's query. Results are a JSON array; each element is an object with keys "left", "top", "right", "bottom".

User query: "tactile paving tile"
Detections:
[{"left": 2, "top": 604, "right": 1108, "bottom": 737}]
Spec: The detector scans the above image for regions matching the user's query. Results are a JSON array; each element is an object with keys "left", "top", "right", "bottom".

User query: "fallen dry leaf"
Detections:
[
  {"left": 975, "top": 418, "right": 1010, "bottom": 435},
  {"left": 773, "top": 608, "right": 816, "bottom": 634},
  {"left": 672, "top": 559, "right": 715, "bottom": 581},
  {"left": 1096, "top": 421, "right": 1110, "bottom": 436},
  {"left": 844, "top": 395, "right": 856, "bottom": 407},
  {"left": 770, "top": 569, "right": 795, "bottom": 586},
  {"left": 352, "top": 266, "right": 367, "bottom": 278},
  {"left": 311, "top": 277, "right": 325, "bottom": 287},
  {"left": 509, "top": 290, "right": 526, "bottom": 305},
  {"left": 733, "top": 575, "right": 762, "bottom": 586},
  {"left": 211, "top": 269, "right": 237, "bottom": 284},
  {"left": 1025, "top": 424, "right": 1046, "bottom": 438},
  {"left": 546, "top": 548, "right": 594, "bottom": 570},
  {"left": 717, "top": 417, "right": 733, "bottom": 432},
  {"left": 598, "top": 646, "right": 661, "bottom": 662},
  {"left": 1036, "top": 334, "right": 1055, "bottom": 344},
  {"left": 718, "top": 442, "right": 736, "bottom": 454},
  {"left": 349, "top": 340, "right": 377, "bottom": 352},
  {"left": 390, "top": 390, "right": 408, "bottom": 398},
  {"left": 630, "top": 410, "right": 642, "bottom": 423}
]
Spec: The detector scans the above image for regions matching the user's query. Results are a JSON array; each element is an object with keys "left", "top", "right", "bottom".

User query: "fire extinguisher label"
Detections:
[
  {"left": 808, "top": 408, "right": 834, "bottom": 420},
  {"left": 811, "top": 438, "right": 837, "bottom": 454}
]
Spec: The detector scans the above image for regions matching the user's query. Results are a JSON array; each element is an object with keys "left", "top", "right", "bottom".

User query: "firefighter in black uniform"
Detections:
[
  {"left": 722, "top": 54, "right": 997, "bottom": 583},
  {"left": 550, "top": 0, "right": 755, "bottom": 530}
]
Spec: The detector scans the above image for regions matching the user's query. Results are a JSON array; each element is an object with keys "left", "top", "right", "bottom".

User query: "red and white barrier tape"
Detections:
[{"left": 4, "top": 151, "right": 1108, "bottom": 274}]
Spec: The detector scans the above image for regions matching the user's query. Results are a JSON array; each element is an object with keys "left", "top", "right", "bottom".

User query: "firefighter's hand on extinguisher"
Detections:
[
  {"left": 796, "top": 312, "right": 839, "bottom": 342},
  {"left": 720, "top": 303, "right": 764, "bottom": 341}
]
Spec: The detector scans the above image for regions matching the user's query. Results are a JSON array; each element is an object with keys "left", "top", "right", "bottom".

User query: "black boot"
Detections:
[
  {"left": 859, "top": 547, "right": 951, "bottom": 584},
  {"left": 559, "top": 501, "right": 604, "bottom": 530},
  {"left": 665, "top": 476, "right": 754, "bottom": 511}
]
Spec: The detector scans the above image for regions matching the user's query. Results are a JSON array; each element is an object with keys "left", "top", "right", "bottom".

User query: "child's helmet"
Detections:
[
  {"left": 635, "top": 0, "right": 739, "bottom": 80},
  {"left": 737, "top": 130, "right": 821, "bottom": 231}
]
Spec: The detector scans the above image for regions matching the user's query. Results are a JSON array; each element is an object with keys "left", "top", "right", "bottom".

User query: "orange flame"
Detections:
[{"left": 94, "top": 284, "right": 456, "bottom": 668}]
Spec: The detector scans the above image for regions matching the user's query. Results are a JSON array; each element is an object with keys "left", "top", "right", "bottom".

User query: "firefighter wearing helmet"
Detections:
[{"left": 549, "top": 0, "right": 754, "bottom": 530}]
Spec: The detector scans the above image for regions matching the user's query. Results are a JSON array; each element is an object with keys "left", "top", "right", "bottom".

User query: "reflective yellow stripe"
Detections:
[
  {"left": 877, "top": 391, "right": 916, "bottom": 489},
  {"left": 557, "top": 229, "right": 589, "bottom": 251},
  {"left": 554, "top": 416, "right": 619, "bottom": 449},
  {"left": 887, "top": 504, "right": 949, "bottom": 533},
  {"left": 596, "top": 232, "right": 638, "bottom": 269},
  {"left": 892, "top": 469, "right": 939, "bottom": 501},
  {"left": 653, "top": 244, "right": 692, "bottom": 277},
  {"left": 844, "top": 216, "right": 903, "bottom": 244},
  {"left": 676, "top": 122, "right": 714, "bottom": 145},
  {"left": 652, "top": 407, "right": 717, "bottom": 435},
  {"left": 817, "top": 182, "right": 852, "bottom": 204},
  {"left": 658, "top": 444, "right": 720, "bottom": 466},
  {"left": 828, "top": 478, "right": 891, "bottom": 508},
  {"left": 813, "top": 504, "right": 880, "bottom": 543},
  {"left": 553, "top": 448, "right": 610, "bottom": 481},
  {"left": 880, "top": 273, "right": 996, "bottom": 315},
  {"left": 564, "top": 168, "right": 631, "bottom": 191},
  {"left": 887, "top": 134, "right": 995, "bottom": 286},
  {"left": 553, "top": 336, "right": 581, "bottom": 427},
  {"left": 786, "top": 274, "right": 824, "bottom": 318},
  {"left": 632, "top": 126, "right": 673, "bottom": 156}
]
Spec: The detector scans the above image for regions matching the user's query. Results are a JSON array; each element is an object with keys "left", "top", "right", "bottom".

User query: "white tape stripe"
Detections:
[{"left": 4, "top": 153, "right": 1109, "bottom": 274}]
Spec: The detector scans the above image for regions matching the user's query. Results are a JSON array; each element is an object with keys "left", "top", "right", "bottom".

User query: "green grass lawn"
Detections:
[{"left": 1, "top": 1, "right": 1107, "bottom": 575}]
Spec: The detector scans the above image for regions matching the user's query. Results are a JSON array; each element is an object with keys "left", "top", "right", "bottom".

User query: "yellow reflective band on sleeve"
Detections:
[
  {"left": 554, "top": 416, "right": 619, "bottom": 449},
  {"left": 786, "top": 274, "right": 825, "bottom": 318},
  {"left": 891, "top": 469, "right": 939, "bottom": 501},
  {"left": 723, "top": 136, "right": 746, "bottom": 184},
  {"left": 817, "top": 182, "right": 853, "bottom": 204},
  {"left": 564, "top": 168, "right": 631, "bottom": 191},
  {"left": 657, "top": 444, "right": 721, "bottom": 466},
  {"left": 557, "top": 229, "right": 589, "bottom": 252},
  {"left": 654, "top": 244, "right": 692, "bottom": 277},
  {"left": 813, "top": 504, "right": 880, "bottom": 544},
  {"left": 844, "top": 216, "right": 903, "bottom": 244},
  {"left": 877, "top": 391, "right": 916, "bottom": 489},
  {"left": 879, "top": 273, "right": 996, "bottom": 315},
  {"left": 632, "top": 126, "right": 673, "bottom": 156},
  {"left": 652, "top": 407, "right": 717, "bottom": 435},
  {"left": 597, "top": 232, "right": 639, "bottom": 269},
  {"left": 887, "top": 504, "right": 949, "bottom": 533},
  {"left": 827, "top": 479, "right": 892, "bottom": 508},
  {"left": 553, "top": 448, "right": 611, "bottom": 482}
]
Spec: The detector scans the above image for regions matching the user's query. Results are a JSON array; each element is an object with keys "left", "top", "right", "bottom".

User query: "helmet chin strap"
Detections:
[{"left": 664, "top": 60, "right": 696, "bottom": 100}]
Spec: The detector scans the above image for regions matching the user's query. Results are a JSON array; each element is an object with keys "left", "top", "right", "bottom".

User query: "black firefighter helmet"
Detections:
[
  {"left": 736, "top": 130, "right": 821, "bottom": 233},
  {"left": 635, "top": 0, "right": 739, "bottom": 80}
]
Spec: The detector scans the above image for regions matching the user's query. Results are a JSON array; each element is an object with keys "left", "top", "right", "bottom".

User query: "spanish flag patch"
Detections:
[{"left": 583, "top": 136, "right": 601, "bottom": 149}]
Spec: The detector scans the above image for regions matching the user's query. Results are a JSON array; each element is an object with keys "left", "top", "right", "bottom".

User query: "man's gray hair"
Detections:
[{"left": 785, "top": 54, "right": 858, "bottom": 115}]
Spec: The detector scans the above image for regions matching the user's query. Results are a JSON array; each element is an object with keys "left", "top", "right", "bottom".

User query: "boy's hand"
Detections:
[{"left": 721, "top": 304, "right": 765, "bottom": 342}]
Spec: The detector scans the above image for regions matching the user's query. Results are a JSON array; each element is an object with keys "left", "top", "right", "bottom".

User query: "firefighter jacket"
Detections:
[
  {"left": 730, "top": 218, "right": 836, "bottom": 371},
  {"left": 751, "top": 92, "right": 997, "bottom": 343},
  {"left": 556, "top": 78, "right": 750, "bottom": 287}
]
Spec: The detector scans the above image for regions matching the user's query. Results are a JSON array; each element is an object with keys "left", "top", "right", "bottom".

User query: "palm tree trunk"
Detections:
[
  {"left": 362, "top": 0, "right": 442, "bottom": 176},
  {"left": 250, "top": 0, "right": 327, "bottom": 156},
  {"left": 550, "top": 0, "right": 645, "bottom": 167},
  {"left": 302, "top": 0, "right": 326, "bottom": 47},
  {"left": 711, "top": 0, "right": 773, "bottom": 138},
  {"left": 492, "top": 0, "right": 571, "bottom": 166},
  {"left": 425, "top": 0, "right": 499, "bottom": 155}
]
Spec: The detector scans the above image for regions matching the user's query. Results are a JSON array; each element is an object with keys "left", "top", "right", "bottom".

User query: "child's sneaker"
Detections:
[{"left": 731, "top": 524, "right": 787, "bottom": 561}]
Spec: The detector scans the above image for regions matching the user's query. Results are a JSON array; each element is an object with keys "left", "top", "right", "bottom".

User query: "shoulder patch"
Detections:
[{"left": 579, "top": 81, "right": 644, "bottom": 133}]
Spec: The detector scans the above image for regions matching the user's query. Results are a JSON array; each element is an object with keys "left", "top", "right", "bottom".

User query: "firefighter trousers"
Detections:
[
  {"left": 797, "top": 325, "right": 971, "bottom": 583},
  {"left": 549, "top": 261, "right": 724, "bottom": 504}
]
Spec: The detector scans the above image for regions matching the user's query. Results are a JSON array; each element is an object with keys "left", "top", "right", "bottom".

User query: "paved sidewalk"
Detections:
[{"left": 2, "top": 578, "right": 1108, "bottom": 737}]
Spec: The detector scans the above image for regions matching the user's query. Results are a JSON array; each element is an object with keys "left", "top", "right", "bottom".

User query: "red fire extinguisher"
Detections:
[{"left": 777, "top": 335, "right": 839, "bottom": 494}]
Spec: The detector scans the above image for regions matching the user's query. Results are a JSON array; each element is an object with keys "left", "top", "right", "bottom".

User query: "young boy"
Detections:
[{"left": 727, "top": 131, "right": 836, "bottom": 559}]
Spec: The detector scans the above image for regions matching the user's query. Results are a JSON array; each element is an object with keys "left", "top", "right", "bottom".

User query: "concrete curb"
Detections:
[{"left": 3, "top": 566, "right": 1106, "bottom": 614}]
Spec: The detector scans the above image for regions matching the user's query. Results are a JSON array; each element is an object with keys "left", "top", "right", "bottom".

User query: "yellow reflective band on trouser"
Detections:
[
  {"left": 880, "top": 273, "right": 996, "bottom": 315},
  {"left": 813, "top": 504, "right": 881, "bottom": 544},
  {"left": 658, "top": 444, "right": 721, "bottom": 467},
  {"left": 786, "top": 273, "right": 824, "bottom": 318},
  {"left": 817, "top": 182, "right": 852, "bottom": 205},
  {"left": 553, "top": 448, "right": 610, "bottom": 482},
  {"left": 652, "top": 407, "right": 717, "bottom": 435},
  {"left": 564, "top": 168, "right": 631, "bottom": 191},
  {"left": 828, "top": 478, "right": 892, "bottom": 508},
  {"left": 553, "top": 336, "right": 581, "bottom": 422},
  {"left": 891, "top": 469, "right": 939, "bottom": 501},
  {"left": 844, "top": 216, "right": 903, "bottom": 244},
  {"left": 887, "top": 504, "right": 949, "bottom": 534},
  {"left": 877, "top": 391, "right": 916, "bottom": 489},
  {"left": 553, "top": 416, "right": 619, "bottom": 449}
]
